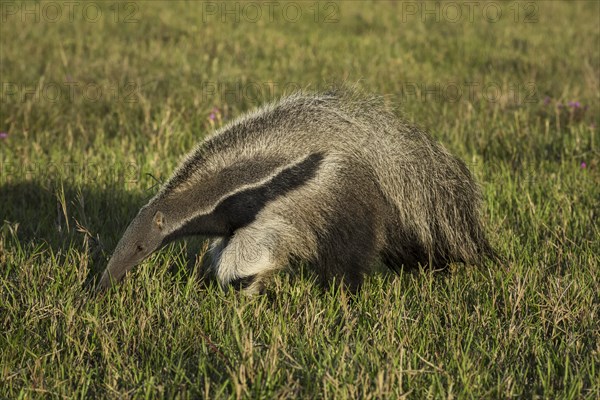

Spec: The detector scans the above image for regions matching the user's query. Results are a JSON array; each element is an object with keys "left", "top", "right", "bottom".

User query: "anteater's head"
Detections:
[{"left": 97, "top": 206, "right": 168, "bottom": 291}]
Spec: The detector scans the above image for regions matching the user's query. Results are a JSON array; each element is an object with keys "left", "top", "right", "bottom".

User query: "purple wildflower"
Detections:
[
  {"left": 580, "top": 162, "right": 587, "bottom": 169},
  {"left": 543, "top": 96, "right": 551, "bottom": 105},
  {"left": 0, "top": 132, "right": 7, "bottom": 139},
  {"left": 568, "top": 101, "right": 581, "bottom": 109},
  {"left": 209, "top": 106, "right": 220, "bottom": 121}
]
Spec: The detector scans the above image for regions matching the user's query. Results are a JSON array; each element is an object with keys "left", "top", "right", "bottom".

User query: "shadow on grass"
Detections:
[{"left": 0, "top": 180, "right": 149, "bottom": 285}]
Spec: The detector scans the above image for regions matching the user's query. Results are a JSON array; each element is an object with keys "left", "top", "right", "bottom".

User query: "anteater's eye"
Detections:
[{"left": 136, "top": 245, "right": 144, "bottom": 252}]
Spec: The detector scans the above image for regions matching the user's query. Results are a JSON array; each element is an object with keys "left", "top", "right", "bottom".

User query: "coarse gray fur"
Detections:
[{"left": 97, "top": 88, "right": 497, "bottom": 294}]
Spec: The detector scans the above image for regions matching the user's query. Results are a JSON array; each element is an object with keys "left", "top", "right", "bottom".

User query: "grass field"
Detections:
[{"left": 1, "top": 1, "right": 599, "bottom": 398}]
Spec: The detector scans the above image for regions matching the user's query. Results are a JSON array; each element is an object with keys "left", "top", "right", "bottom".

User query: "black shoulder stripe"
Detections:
[{"left": 171, "top": 152, "right": 325, "bottom": 238}]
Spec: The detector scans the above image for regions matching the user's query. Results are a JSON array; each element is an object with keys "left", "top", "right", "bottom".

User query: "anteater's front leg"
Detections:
[{"left": 207, "top": 223, "right": 287, "bottom": 295}]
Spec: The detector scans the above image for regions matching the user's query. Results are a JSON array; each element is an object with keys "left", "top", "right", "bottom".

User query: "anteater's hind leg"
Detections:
[
  {"left": 311, "top": 164, "right": 388, "bottom": 293},
  {"left": 315, "top": 209, "right": 386, "bottom": 293}
]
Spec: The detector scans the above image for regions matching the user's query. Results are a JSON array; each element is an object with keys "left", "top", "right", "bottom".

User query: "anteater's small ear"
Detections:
[{"left": 153, "top": 211, "right": 165, "bottom": 231}]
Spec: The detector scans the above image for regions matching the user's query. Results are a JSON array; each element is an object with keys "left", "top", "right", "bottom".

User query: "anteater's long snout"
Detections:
[
  {"left": 96, "top": 236, "right": 146, "bottom": 291},
  {"left": 96, "top": 258, "right": 132, "bottom": 291},
  {"left": 96, "top": 213, "right": 165, "bottom": 292}
]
